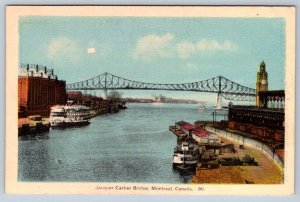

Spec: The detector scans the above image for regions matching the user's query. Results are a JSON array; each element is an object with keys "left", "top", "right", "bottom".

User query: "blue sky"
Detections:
[{"left": 19, "top": 17, "right": 285, "bottom": 104}]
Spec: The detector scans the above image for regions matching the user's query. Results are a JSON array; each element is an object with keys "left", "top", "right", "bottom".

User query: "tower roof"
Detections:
[
  {"left": 260, "top": 60, "right": 266, "bottom": 71},
  {"left": 260, "top": 60, "right": 265, "bottom": 67}
]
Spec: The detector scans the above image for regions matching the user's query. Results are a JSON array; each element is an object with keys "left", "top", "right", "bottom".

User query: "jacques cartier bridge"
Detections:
[{"left": 66, "top": 72, "right": 256, "bottom": 108}]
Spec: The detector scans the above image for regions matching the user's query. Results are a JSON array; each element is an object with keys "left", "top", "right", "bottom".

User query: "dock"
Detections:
[
  {"left": 192, "top": 134, "right": 283, "bottom": 184},
  {"left": 170, "top": 120, "right": 283, "bottom": 184},
  {"left": 169, "top": 126, "right": 186, "bottom": 139},
  {"left": 18, "top": 116, "right": 50, "bottom": 136}
]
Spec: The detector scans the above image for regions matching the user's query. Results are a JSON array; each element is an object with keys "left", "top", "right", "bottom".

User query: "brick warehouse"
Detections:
[{"left": 18, "top": 64, "right": 67, "bottom": 117}]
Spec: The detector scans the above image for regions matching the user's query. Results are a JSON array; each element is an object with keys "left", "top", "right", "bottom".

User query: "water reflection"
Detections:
[
  {"left": 19, "top": 132, "right": 50, "bottom": 141},
  {"left": 172, "top": 168, "right": 195, "bottom": 183}
]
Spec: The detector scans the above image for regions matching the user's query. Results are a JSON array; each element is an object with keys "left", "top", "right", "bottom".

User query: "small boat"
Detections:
[
  {"left": 173, "top": 142, "right": 199, "bottom": 169},
  {"left": 50, "top": 105, "right": 91, "bottom": 127},
  {"left": 198, "top": 104, "right": 206, "bottom": 112}
]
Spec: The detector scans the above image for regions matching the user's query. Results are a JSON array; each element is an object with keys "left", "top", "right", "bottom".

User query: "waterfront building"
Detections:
[
  {"left": 18, "top": 64, "right": 67, "bottom": 117},
  {"left": 227, "top": 61, "right": 284, "bottom": 161},
  {"left": 67, "top": 91, "right": 83, "bottom": 102},
  {"left": 192, "top": 128, "right": 221, "bottom": 144},
  {"left": 67, "top": 92, "right": 109, "bottom": 110},
  {"left": 256, "top": 60, "right": 268, "bottom": 107}
]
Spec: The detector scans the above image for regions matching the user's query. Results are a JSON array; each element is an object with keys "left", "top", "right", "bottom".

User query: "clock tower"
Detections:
[{"left": 256, "top": 60, "right": 268, "bottom": 107}]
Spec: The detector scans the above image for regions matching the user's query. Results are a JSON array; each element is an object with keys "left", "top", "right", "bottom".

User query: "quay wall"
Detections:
[
  {"left": 90, "top": 108, "right": 109, "bottom": 118},
  {"left": 205, "top": 126, "right": 284, "bottom": 171}
]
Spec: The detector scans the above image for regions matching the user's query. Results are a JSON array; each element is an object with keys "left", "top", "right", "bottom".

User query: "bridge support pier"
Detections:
[
  {"left": 103, "top": 89, "right": 108, "bottom": 100},
  {"left": 216, "top": 93, "right": 222, "bottom": 110}
]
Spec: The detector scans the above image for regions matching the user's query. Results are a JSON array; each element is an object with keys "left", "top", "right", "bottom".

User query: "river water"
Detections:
[{"left": 18, "top": 103, "right": 226, "bottom": 183}]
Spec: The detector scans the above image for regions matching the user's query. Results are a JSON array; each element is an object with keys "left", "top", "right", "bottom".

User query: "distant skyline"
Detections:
[{"left": 19, "top": 17, "right": 285, "bottom": 104}]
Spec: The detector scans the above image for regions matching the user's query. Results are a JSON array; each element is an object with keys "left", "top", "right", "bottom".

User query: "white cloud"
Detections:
[
  {"left": 47, "top": 37, "right": 81, "bottom": 63},
  {"left": 87, "top": 47, "right": 96, "bottom": 54},
  {"left": 177, "top": 41, "right": 196, "bottom": 59},
  {"left": 132, "top": 33, "right": 175, "bottom": 61},
  {"left": 87, "top": 41, "right": 109, "bottom": 57},
  {"left": 177, "top": 38, "right": 238, "bottom": 59},
  {"left": 48, "top": 37, "right": 78, "bottom": 58},
  {"left": 196, "top": 39, "right": 238, "bottom": 51},
  {"left": 185, "top": 62, "right": 197, "bottom": 69},
  {"left": 132, "top": 34, "right": 238, "bottom": 61}
]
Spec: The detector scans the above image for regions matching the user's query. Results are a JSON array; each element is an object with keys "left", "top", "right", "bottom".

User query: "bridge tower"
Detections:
[
  {"left": 215, "top": 93, "right": 222, "bottom": 110},
  {"left": 103, "top": 89, "right": 108, "bottom": 100},
  {"left": 215, "top": 76, "right": 222, "bottom": 110},
  {"left": 256, "top": 60, "right": 268, "bottom": 107},
  {"left": 103, "top": 72, "right": 108, "bottom": 100}
]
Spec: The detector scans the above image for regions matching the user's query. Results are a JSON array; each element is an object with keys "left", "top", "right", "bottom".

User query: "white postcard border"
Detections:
[{"left": 5, "top": 6, "right": 295, "bottom": 195}]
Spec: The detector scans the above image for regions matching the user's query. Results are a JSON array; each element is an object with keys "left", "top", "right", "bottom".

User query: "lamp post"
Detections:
[
  {"left": 212, "top": 110, "right": 216, "bottom": 127},
  {"left": 212, "top": 111, "right": 214, "bottom": 126},
  {"left": 215, "top": 109, "right": 217, "bottom": 126}
]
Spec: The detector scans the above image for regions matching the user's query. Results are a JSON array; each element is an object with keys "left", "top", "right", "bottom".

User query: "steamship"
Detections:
[{"left": 49, "top": 105, "right": 91, "bottom": 127}]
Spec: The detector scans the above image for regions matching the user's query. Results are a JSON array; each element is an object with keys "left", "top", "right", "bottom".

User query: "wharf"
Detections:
[
  {"left": 169, "top": 126, "right": 187, "bottom": 139},
  {"left": 18, "top": 117, "right": 50, "bottom": 136},
  {"left": 90, "top": 108, "right": 108, "bottom": 118},
  {"left": 170, "top": 121, "right": 283, "bottom": 184},
  {"left": 18, "top": 117, "right": 49, "bottom": 128},
  {"left": 192, "top": 134, "right": 283, "bottom": 184}
]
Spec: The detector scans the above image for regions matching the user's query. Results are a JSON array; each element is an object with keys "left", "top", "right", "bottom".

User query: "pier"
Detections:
[
  {"left": 169, "top": 121, "right": 283, "bottom": 184},
  {"left": 193, "top": 133, "right": 282, "bottom": 184}
]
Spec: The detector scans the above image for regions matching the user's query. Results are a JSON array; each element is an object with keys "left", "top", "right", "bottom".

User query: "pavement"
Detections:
[{"left": 192, "top": 136, "right": 283, "bottom": 184}]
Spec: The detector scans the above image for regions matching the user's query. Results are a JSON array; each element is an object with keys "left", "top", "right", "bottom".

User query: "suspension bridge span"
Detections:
[{"left": 66, "top": 72, "right": 256, "bottom": 107}]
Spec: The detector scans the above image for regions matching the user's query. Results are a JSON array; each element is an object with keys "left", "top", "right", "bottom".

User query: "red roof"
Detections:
[
  {"left": 182, "top": 123, "right": 197, "bottom": 131},
  {"left": 177, "top": 121, "right": 211, "bottom": 137},
  {"left": 192, "top": 128, "right": 210, "bottom": 137}
]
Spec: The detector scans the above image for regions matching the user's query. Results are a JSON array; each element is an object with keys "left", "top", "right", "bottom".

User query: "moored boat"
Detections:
[
  {"left": 18, "top": 115, "right": 50, "bottom": 136},
  {"left": 172, "top": 142, "right": 199, "bottom": 169},
  {"left": 198, "top": 104, "right": 206, "bottom": 112},
  {"left": 49, "top": 105, "right": 91, "bottom": 127}
]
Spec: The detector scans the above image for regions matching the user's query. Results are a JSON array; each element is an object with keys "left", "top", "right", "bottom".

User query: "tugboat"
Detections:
[
  {"left": 172, "top": 142, "right": 199, "bottom": 170},
  {"left": 198, "top": 104, "right": 206, "bottom": 112},
  {"left": 49, "top": 105, "right": 91, "bottom": 127}
]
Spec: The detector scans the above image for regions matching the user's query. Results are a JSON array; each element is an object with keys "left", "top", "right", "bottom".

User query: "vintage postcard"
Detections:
[{"left": 6, "top": 6, "right": 295, "bottom": 195}]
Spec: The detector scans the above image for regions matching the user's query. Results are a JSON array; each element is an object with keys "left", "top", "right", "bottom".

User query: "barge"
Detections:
[{"left": 18, "top": 115, "right": 50, "bottom": 136}]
